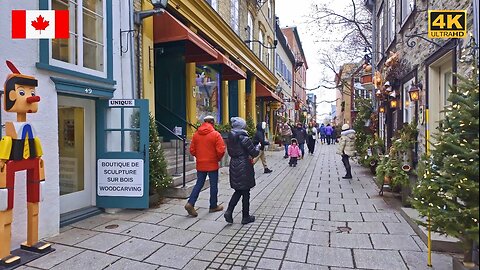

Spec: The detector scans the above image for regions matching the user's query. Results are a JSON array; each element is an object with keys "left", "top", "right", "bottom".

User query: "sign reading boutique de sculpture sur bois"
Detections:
[{"left": 97, "top": 159, "right": 144, "bottom": 197}]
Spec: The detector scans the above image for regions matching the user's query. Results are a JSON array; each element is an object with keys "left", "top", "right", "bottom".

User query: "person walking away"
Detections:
[
  {"left": 337, "top": 124, "right": 356, "bottom": 179},
  {"left": 185, "top": 115, "right": 226, "bottom": 217},
  {"left": 318, "top": 124, "right": 326, "bottom": 144},
  {"left": 253, "top": 122, "right": 273, "bottom": 173},
  {"left": 292, "top": 123, "right": 307, "bottom": 159},
  {"left": 325, "top": 124, "right": 334, "bottom": 145},
  {"left": 224, "top": 117, "right": 260, "bottom": 224},
  {"left": 288, "top": 138, "right": 302, "bottom": 167},
  {"left": 331, "top": 126, "right": 337, "bottom": 145},
  {"left": 280, "top": 122, "right": 292, "bottom": 159},
  {"left": 306, "top": 123, "right": 317, "bottom": 154}
]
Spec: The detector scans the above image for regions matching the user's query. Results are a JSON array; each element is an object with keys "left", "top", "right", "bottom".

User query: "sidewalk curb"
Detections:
[{"left": 399, "top": 207, "right": 463, "bottom": 253}]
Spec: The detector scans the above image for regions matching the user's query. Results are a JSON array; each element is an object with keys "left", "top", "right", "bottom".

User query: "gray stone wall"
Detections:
[{"left": 375, "top": 0, "right": 474, "bottom": 156}]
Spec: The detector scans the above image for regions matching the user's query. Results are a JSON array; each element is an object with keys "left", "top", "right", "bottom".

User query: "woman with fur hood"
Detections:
[{"left": 337, "top": 124, "right": 356, "bottom": 179}]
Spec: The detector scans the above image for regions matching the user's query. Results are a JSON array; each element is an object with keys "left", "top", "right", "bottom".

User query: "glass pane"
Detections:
[
  {"left": 52, "top": 0, "right": 77, "bottom": 64},
  {"left": 124, "top": 131, "right": 140, "bottom": 152},
  {"left": 83, "top": 39, "right": 104, "bottom": 71},
  {"left": 83, "top": 0, "right": 103, "bottom": 71},
  {"left": 105, "top": 131, "right": 122, "bottom": 151},
  {"left": 52, "top": 34, "right": 78, "bottom": 65},
  {"left": 105, "top": 108, "right": 121, "bottom": 129},
  {"left": 58, "top": 106, "right": 85, "bottom": 195},
  {"left": 124, "top": 108, "right": 140, "bottom": 129},
  {"left": 83, "top": 7, "right": 103, "bottom": 42}
]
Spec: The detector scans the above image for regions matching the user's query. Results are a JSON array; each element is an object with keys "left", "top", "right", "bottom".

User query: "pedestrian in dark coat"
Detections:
[
  {"left": 252, "top": 122, "right": 273, "bottom": 173},
  {"left": 292, "top": 123, "right": 307, "bottom": 159},
  {"left": 224, "top": 117, "right": 260, "bottom": 225}
]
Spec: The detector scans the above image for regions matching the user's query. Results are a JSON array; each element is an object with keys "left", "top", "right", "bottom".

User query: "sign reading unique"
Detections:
[
  {"left": 97, "top": 159, "right": 144, "bottom": 197},
  {"left": 108, "top": 99, "right": 135, "bottom": 107}
]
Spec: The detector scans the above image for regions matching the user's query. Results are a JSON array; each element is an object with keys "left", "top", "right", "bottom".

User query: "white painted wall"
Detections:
[{"left": 0, "top": 0, "right": 134, "bottom": 249}]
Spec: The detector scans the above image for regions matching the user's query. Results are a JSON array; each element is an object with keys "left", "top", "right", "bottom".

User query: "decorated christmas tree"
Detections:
[
  {"left": 412, "top": 48, "right": 479, "bottom": 264},
  {"left": 149, "top": 114, "right": 172, "bottom": 194}
]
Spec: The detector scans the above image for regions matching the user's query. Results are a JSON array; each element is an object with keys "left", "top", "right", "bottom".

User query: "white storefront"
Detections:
[{"left": 0, "top": 0, "right": 136, "bottom": 248}]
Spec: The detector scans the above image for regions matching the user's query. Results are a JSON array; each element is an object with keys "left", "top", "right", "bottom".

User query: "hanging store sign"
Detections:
[
  {"left": 108, "top": 99, "right": 135, "bottom": 107},
  {"left": 97, "top": 159, "right": 144, "bottom": 197}
]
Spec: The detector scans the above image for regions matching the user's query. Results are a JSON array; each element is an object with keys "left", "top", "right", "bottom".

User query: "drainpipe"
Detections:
[
  {"left": 371, "top": 0, "right": 377, "bottom": 111},
  {"left": 129, "top": 0, "right": 136, "bottom": 99}
]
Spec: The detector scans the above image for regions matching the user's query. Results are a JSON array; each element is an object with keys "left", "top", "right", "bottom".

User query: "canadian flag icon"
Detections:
[{"left": 12, "top": 10, "right": 69, "bottom": 39}]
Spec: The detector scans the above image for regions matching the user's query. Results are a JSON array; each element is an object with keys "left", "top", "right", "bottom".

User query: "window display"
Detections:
[{"left": 195, "top": 65, "right": 220, "bottom": 123}]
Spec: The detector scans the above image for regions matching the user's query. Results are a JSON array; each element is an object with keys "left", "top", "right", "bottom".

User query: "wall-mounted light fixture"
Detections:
[
  {"left": 389, "top": 99, "right": 398, "bottom": 109},
  {"left": 379, "top": 105, "right": 385, "bottom": 113},
  {"left": 408, "top": 82, "right": 422, "bottom": 102},
  {"left": 134, "top": 0, "right": 168, "bottom": 25}
]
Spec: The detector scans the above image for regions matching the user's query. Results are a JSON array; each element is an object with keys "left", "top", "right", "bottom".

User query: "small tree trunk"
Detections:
[{"left": 463, "top": 239, "right": 474, "bottom": 266}]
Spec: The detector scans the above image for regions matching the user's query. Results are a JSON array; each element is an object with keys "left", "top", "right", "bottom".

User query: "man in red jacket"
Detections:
[{"left": 185, "top": 115, "right": 226, "bottom": 217}]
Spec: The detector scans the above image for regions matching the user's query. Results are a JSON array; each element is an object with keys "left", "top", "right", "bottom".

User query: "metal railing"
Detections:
[
  {"left": 155, "top": 120, "right": 187, "bottom": 188},
  {"left": 157, "top": 104, "right": 198, "bottom": 130}
]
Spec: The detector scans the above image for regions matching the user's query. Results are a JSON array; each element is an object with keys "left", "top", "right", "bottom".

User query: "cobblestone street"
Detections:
[{"left": 21, "top": 144, "right": 454, "bottom": 270}]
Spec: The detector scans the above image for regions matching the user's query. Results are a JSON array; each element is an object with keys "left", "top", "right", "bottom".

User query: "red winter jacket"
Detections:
[{"left": 190, "top": 122, "right": 226, "bottom": 171}]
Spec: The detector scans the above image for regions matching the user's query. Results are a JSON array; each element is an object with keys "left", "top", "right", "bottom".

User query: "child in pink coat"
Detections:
[{"left": 288, "top": 138, "right": 302, "bottom": 167}]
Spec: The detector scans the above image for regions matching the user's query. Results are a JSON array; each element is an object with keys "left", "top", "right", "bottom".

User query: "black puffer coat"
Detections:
[
  {"left": 253, "top": 122, "right": 268, "bottom": 150},
  {"left": 227, "top": 130, "right": 260, "bottom": 190}
]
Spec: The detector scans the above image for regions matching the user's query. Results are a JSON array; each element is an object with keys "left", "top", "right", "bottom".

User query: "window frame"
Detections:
[
  {"left": 402, "top": 77, "right": 415, "bottom": 124},
  {"left": 37, "top": 0, "right": 114, "bottom": 85},
  {"left": 50, "top": 0, "right": 107, "bottom": 77},
  {"left": 258, "top": 30, "right": 264, "bottom": 61},
  {"left": 230, "top": 0, "right": 239, "bottom": 34},
  {"left": 400, "top": 0, "right": 415, "bottom": 27},
  {"left": 247, "top": 12, "right": 254, "bottom": 49}
]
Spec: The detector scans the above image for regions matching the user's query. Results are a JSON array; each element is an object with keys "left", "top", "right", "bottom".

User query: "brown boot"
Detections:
[
  {"left": 209, "top": 205, "right": 224, "bottom": 213},
  {"left": 185, "top": 203, "right": 198, "bottom": 217}
]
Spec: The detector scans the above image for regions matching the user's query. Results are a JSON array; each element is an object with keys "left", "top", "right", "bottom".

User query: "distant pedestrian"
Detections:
[
  {"left": 306, "top": 123, "right": 317, "bottom": 155},
  {"left": 325, "top": 124, "right": 334, "bottom": 145},
  {"left": 253, "top": 122, "right": 273, "bottom": 173},
  {"left": 318, "top": 124, "right": 326, "bottom": 144},
  {"left": 224, "top": 117, "right": 260, "bottom": 224},
  {"left": 280, "top": 121, "right": 293, "bottom": 159},
  {"left": 292, "top": 123, "right": 307, "bottom": 159},
  {"left": 337, "top": 124, "right": 356, "bottom": 179},
  {"left": 288, "top": 138, "right": 302, "bottom": 167},
  {"left": 185, "top": 115, "right": 226, "bottom": 217},
  {"left": 331, "top": 126, "right": 337, "bottom": 145}
]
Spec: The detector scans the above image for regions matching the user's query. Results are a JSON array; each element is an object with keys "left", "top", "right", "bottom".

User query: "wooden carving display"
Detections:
[{"left": 0, "top": 61, "right": 51, "bottom": 267}]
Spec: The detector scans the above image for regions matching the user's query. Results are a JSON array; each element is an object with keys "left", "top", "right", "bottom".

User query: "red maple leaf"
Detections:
[{"left": 31, "top": 15, "right": 49, "bottom": 34}]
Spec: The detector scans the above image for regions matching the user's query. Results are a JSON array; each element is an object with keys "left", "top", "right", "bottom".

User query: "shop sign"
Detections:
[
  {"left": 108, "top": 99, "right": 135, "bottom": 107},
  {"left": 97, "top": 159, "right": 144, "bottom": 197}
]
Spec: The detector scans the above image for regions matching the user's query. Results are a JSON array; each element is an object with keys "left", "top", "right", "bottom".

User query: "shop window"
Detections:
[
  {"left": 231, "top": 0, "right": 239, "bottom": 34},
  {"left": 196, "top": 65, "right": 220, "bottom": 123},
  {"left": 52, "top": 0, "right": 105, "bottom": 73}
]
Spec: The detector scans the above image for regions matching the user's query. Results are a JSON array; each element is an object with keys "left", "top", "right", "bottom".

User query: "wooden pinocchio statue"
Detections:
[{"left": 0, "top": 61, "right": 51, "bottom": 267}]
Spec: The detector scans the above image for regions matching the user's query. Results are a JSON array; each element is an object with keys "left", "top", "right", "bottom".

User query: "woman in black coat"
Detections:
[{"left": 224, "top": 117, "right": 260, "bottom": 224}]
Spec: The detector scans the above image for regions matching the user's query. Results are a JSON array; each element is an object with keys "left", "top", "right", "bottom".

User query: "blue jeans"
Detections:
[
  {"left": 284, "top": 143, "right": 290, "bottom": 156},
  {"left": 188, "top": 170, "right": 219, "bottom": 209},
  {"left": 299, "top": 143, "right": 305, "bottom": 157}
]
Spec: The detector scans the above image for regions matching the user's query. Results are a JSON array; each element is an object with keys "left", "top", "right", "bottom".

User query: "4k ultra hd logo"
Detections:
[{"left": 428, "top": 10, "right": 466, "bottom": 38}]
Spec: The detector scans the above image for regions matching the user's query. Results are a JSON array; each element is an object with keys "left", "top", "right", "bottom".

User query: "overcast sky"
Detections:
[{"left": 276, "top": 0, "right": 344, "bottom": 120}]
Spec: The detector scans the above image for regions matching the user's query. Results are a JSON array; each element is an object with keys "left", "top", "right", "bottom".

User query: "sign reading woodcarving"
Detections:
[{"left": 97, "top": 159, "right": 144, "bottom": 197}]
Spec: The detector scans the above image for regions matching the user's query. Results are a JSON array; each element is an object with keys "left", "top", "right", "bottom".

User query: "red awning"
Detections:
[
  {"left": 255, "top": 81, "right": 282, "bottom": 102},
  {"left": 199, "top": 49, "right": 246, "bottom": 80},
  {"left": 153, "top": 12, "right": 217, "bottom": 63}
]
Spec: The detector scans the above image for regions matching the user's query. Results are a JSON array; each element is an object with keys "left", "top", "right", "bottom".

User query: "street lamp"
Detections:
[
  {"left": 389, "top": 99, "right": 398, "bottom": 109},
  {"left": 408, "top": 83, "right": 421, "bottom": 102},
  {"left": 134, "top": 0, "right": 168, "bottom": 24}
]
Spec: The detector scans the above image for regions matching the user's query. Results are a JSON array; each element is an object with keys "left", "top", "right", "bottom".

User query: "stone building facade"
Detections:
[{"left": 370, "top": 0, "right": 478, "bottom": 156}]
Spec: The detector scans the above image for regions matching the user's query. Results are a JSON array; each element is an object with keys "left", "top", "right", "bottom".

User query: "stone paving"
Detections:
[{"left": 19, "top": 143, "right": 455, "bottom": 270}]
